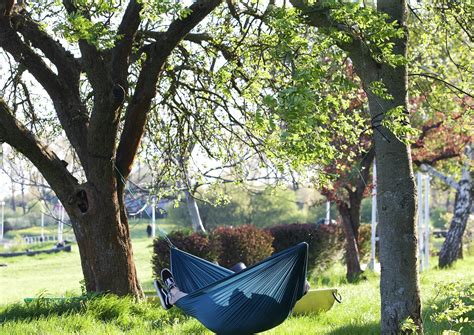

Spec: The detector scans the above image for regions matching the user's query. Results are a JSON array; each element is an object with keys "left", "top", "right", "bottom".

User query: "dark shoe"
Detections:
[
  {"left": 161, "top": 268, "right": 177, "bottom": 291},
  {"left": 153, "top": 279, "right": 173, "bottom": 310}
]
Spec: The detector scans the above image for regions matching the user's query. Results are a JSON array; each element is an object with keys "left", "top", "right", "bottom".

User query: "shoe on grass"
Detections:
[
  {"left": 153, "top": 279, "right": 173, "bottom": 310},
  {"left": 161, "top": 268, "right": 177, "bottom": 291}
]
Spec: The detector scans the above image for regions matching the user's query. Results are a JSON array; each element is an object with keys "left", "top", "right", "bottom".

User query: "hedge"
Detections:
[
  {"left": 210, "top": 225, "right": 274, "bottom": 268},
  {"left": 267, "top": 223, "right": 343, "bottom": 273},
  {"left": 152, "top": 230, "right": 220, "bottom": 278},
  {"left": 152, "top": 223, "right": 343, "bottom": 278}
]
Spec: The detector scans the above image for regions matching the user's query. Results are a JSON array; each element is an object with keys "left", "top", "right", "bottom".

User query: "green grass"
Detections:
[
  {"left": 0, "top": 220, "right": 178, "bottom": 303},
  {"left": 1, "top": 222, "right": 473, "bottom": 334}
]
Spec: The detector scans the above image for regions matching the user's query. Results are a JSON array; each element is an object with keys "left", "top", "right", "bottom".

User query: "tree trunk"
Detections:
[
  {"left": 184, "top": 188, "right": 206, "bottom": 233},
  {"left": 338, "top": 203, "right": 363, "bottom": 282},
  {"left": 10, "top": 178, "right": 16, "bottom": 211},
  {"left": 438, "top": 164, "right": 473, "bottom": 268},
  {"left": 349, "top": 1, "right": 423, "bottom": 332},
  {"left": 21, "top": 181, "right": 26, "bottom": 214},
  {"left": 64, "top": 183, "right": 142, "bottom": 297}
]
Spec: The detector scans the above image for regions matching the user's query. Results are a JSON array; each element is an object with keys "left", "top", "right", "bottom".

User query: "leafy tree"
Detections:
[
  {"left": 222, "top": 1, "right": 417, "bottom": 331},
  {"left": 0, "top": 0, "right": 222, "bottom": 297},
  {"left": 167, "top": 184, "right": 309, "bottom": 230}
]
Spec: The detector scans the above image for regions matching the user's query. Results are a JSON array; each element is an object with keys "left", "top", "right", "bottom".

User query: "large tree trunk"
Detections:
[
  {"left": 438, "top": 155, "right": 473, "bottom": 268},
  {"left": 338, "top": 203, "right": 363, "bottom": 282},
  {"left": 349, "top": 1, "right": 423, "bottom": 332},
  {"left": 64, "top": 183, "right": 142, "bottom": 297}
]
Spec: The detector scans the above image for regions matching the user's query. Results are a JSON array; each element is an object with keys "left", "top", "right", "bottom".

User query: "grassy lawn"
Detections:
[{"left": 1, "top": 222, "right": 473, "bottom": 334}]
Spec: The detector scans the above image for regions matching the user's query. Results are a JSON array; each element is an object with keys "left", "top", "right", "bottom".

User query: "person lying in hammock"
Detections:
[
  {"left": 154, "top": 243, "right": 309, "bottom": 334},
  {"left": 155, "top": 268, "right": 311, "bottom": 310}
]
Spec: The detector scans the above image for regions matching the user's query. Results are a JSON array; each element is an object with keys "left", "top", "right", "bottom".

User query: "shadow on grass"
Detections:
[{"left": 325, "top": 322, "right": 380, "bottom": 335}]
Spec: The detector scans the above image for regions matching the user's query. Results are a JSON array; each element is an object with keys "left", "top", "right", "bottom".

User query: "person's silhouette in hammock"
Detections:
[{"left": 155, "top": 268, "right": 310, "bottom": 310}]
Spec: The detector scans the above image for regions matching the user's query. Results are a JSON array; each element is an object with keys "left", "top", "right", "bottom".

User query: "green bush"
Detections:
[
  {"left": 151, "top": 230, "right": 220, "bottom": 278},
  {"left": 431, "top": 206, "right": 449, "bottom": 229},
  {"left": 210, "top": 225, "right": 274, "bottom": 268},
  {"left": 267, "top": 223, "right": 343, "bottom": 274},
  {"left": 360, "top": 198, "right": 373, "bottom": 224},
  {"left": 357, "top": 224, "right": 372, "bottom": 262}
]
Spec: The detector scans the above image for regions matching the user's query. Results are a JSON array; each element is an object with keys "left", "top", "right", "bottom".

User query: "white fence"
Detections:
[{"left": 22, "top": 235, "right": 76, "bottom": 244}]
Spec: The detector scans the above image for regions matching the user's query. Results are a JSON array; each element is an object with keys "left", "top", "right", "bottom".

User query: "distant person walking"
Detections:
[{"left": 146, "top": 224, "right": 152, "bottom": 238}]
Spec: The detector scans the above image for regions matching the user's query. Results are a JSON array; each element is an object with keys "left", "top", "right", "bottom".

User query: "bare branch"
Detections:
[
  {"left": 12, "top": 15, "right": 81, "bottom": 85},
  {"left": 408, "top": 73, "right": 473, "bottom": 98}
]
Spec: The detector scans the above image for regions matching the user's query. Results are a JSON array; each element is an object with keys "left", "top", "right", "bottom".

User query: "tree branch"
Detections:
[
  {"left": 0, "top": 20, "right": 63, "bottom": 100},
  {"left": 115, "top": 0, "right": 223, "bottom": 181},
  {"left": 62, "top": 0, "right": 109, "bottom": 94},
  {"left": 0, "top": 98, "right": 78, "bottom": 200},
  {"left": 408, "top": 73, "right": 473, "bottom": 98},
  {"left": 413, "top": 151, "right": 461, "bottom": 167},
  {"left": 354, "top": 146, "right": 375, "bottom": 199},
  {"left": 12, "top": 15, "right": 81, "bottom": 85},
  {"left": 112, "top": 0, "right": 143, "bottom": 87},
  {"left": 420, "top": 164, "right": 459, "bottom": 190},
  {"left": 0, "top": 18, "right": 89, "bottom": 171}
]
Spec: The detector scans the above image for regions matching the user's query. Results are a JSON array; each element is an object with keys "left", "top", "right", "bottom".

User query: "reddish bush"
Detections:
[
  {"left": 267, "top": 223, "right": 343, "bottom": 273},
  {"left": 210, "top": 225, "right": 274, "bottom": 268},
  {"left": 152, "top": 230, "right": 220, "bottom": 278}
]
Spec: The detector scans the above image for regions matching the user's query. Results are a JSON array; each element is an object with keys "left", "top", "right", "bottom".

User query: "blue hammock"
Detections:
[{"left": 170, "top": 242, "right": 308, "bottom": 335}]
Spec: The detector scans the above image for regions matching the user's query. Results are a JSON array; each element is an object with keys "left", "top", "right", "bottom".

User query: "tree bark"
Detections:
[
  {"left": 68, "top": 185, "right": 141, "bottom": 296},
  {"left": 288, "top": 2, "right": 422, "bottom": 329},
  {"left": 333, "top": 149, "right": 374, "bottom": 282}
]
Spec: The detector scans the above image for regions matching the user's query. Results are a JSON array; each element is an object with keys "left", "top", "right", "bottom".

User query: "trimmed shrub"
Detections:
[
  {"left": 152, "top": 231, "right": 220, "bottom": 278},
  {"left": 267, "top": 223, "right": 343, "bottom": 274},
  {"left": 210, "top": 225, "right": 274, "bottom": 268}
]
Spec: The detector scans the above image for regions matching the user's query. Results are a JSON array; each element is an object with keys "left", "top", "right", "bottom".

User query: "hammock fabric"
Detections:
[{"left": 170, "top": 242, "right": 308, "bottom": 335}]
